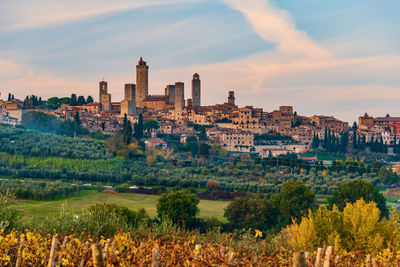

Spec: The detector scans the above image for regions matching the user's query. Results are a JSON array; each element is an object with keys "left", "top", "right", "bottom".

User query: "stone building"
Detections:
[
  {"left": 228, "top": 91, "right": 235, "bottom": 106},
  {"left": 310, "top": 115, "right": 348, "bottom": 132},
  {"left": 136, "top": 57, "right": 148, "bottom": 109},
  {"left": 143, "top": 95, "right": 168, "bottom": 111},
  {"left": 99, "top": 81, "right": 111, "bottom": 111},
  {"left": 185, "top": 99, "right": 192, "bottom": 108},
  {"left": 192, "top": 73, "right": 201, "bottom": 107},
  {"left": 121, "top": 84, "right": 136, "bottom": 116},
  {"left": 165, "top": 85, "right": 175, "bottom": 105},
  {"left": 174, "top": 82, "right": 184, "bottom": 119},
  {"left": 217, "top": 129, "right": 254, "bottom": 152},
  {"left": 279, "top": 106, "right": 294, "bottom": 116},
  {"left": 358, "top": 113, "right": 374, "bottom": 129}
]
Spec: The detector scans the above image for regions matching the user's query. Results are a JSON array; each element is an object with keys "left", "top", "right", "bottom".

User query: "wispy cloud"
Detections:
[
  {"left": 222, "top": 0, "right": 331, "bottom": 59},
  {"left": 0, "top": 0, "right": 199, "bottom": 31}
]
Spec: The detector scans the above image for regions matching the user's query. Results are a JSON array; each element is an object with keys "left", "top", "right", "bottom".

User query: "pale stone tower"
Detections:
[
  {"left": 192, "top": 73, "right": 201, "bottom": 107},
  {"left": 165, "top": 85, "right": 175, "bottom": 105},
  {"left": 228, "top": 91, "right": 235, "bottom": 106},
  {"left": 136, "top": 57, "right": 148, "bottom": 109},
  {"left": 121, "top": 84, "right": 136, "bottom": 116},
  {"left": 100, "top": 93, "right": 111, "bottom": 111},
  {"left": 99, "top": 81, "right": 111, "bottom": 111},
  {"left": 174, "top": 82, "right": 184, "bottom": 119}
]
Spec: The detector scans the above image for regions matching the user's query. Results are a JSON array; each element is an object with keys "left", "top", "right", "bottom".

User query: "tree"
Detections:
[
  {"left": 134, "top": 114, "right": 144, "bottom": 140},
  {"left": 77, "top": 95, "right": 86, "bottom": 106},
  {"left": 199, "top": 127, "right": 207, "bottom": 141},
  {"left": 143, "top": 119, "right": 159, "bottom": 132},
  {"left": 70, "top": 94, "right": 77, "bottom": 106},
  {"left": 270, "top": 180, "right": 316, "bottom": 228},
  {"left": 74, "top": 111, "right": 81, "bottom": 136},
  {"left": 224, "top": 197, "right": 278, "bottom": 231},
  {"left": 312, "top": 133, "right": 320, "bottom": 149},
  {"left": 199, "top": 143, "right": 210, "bottom": 157},
  {"left": 122, "top": 114, "right": 132, "bottom": 143},
  {"left": 86, "top": 95, "right": 94, "bottom": 103},
  {"left": 184, "top": 136, "right": 199, "bottom": 156},
  {"left": 327, "top": 180, "right": 388, "bottom": 218},
  {"left": 157, "top": 190, "right": 199, "bottom": 225},
  {"left": 7, "top": 93, "right": 11, "bottom": 101},
  {"left": 286, "top": 199, "right": 396, "bottom": 253},
  {"left": 22, "top": 111, "right": 60, "bottom": 133}
]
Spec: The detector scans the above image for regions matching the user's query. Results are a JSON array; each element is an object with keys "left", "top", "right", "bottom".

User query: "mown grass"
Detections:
[
  {"left": 299, "top": 150, "right": 345, "bottom": 161},
  {"left": 11, "top": 190, "right": 230, "bottom": 223}
]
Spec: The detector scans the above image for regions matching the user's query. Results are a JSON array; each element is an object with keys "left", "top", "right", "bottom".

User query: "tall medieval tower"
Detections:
[
  {"left": 99, "top": 81, "right": 111, "bottom": 111},
  {"left": 174, "top": 82, "right": 184, "bottom": 119},
  {"left": 192, "top": 73, "right": 201, "bottom": 107},
  {"left": 228, "top": 91, "right": 235, "bottom": 106},
  {"left": 136, "top": 57, "right": 148, "bottom": 109},
  {"left": 120, "top": 84, "right": 136, "bottom": 116}
]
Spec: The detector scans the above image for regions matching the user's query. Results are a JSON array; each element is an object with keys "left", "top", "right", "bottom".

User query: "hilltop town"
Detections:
[{"left": 1, "top": 57, "right": 399, "bottom": 160}]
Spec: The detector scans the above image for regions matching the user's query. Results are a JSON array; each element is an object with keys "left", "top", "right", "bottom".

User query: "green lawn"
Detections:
[
  {"left": 299, "top": 150, "right": 345, "bottom": 161},
  {"left": 11, "top": 190, "right": 230, "bottom": 223}
]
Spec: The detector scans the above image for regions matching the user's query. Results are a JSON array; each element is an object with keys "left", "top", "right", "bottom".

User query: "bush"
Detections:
[
  {"left": 0, "top": 191, "right": 20, "bottom": 233},
  {"left": 157, "top": 190, "right": 199, "bottom": 226},
  {"left": 286, "top": 199, "right": 398, "bottom": 254}
]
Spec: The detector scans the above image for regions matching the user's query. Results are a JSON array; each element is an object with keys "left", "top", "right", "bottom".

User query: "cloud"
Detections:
[
  {"left": 0, "top": 59, "right": 94, "bottom": 99},
  {"left": 0, "top": 0, "right": 199, "bottom": 31},
  {"left": 222, "top": 0, "right": 331, "bottom": 59}
]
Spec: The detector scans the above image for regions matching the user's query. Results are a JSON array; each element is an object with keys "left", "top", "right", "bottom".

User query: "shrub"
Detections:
[
  {"left": 157, "top": 190, "right": 199, "bottom": 226},
  {"left": 285, "top": 199, "right": 398, "bottom": 254}
]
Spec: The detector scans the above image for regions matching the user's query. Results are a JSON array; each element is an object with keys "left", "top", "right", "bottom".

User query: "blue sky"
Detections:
[{"left": 0, "top": 0, "right": 399, "bottom": 122}]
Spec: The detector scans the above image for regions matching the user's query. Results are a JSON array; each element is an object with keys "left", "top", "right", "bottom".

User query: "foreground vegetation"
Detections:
[
  {"left": 10, "top": 190, "right": 229, "bottom": 223},
  {"left": 1, "top": 199, "right": 400, "bottom": 266}
]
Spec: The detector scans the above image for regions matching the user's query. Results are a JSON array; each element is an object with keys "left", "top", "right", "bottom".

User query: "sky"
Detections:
[{"left": 0, "top": 0, "right": 399, "bottom": 123}]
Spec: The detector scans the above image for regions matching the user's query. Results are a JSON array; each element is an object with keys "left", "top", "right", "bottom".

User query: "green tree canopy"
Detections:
[
  {"left": 143, "top": 119, "right": 159, "bottom": 131},
  {"left": 224, "top": 197, "right": 278, "bottom": 231},
  {"left": 157, "top": 190, "right": 199, "bottom": 225},
  {"left": 271, "top": 180, "right": 316, "bottom": 228},
  {"left": 327, "top": 180, "right": 388, "bottom": 218}
]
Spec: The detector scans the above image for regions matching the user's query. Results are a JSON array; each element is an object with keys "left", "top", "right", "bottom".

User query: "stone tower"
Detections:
[
  {"left": 121, "top": 84, "right": 136, "bottom": 116},
  {"left": 165, "top": 85, "right": 175, "bottom": 105},
  {"left": 99, "top": 81, "right": 111, "bottom": 111},
  {"left": 192, "top": 73, "right": 201, "bottom": 107},
  {"left": 228, "top": 91, "right": 235, "bottom": 106},
  {"left": 174, "top": 82, "right": 184, "bottom": 119},
  {"left": 136, "top": 57, "right": 148, "bottom": 109}
]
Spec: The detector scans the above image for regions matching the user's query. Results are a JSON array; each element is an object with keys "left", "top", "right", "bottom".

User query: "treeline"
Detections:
[
  {"left": 311, "top": 128, "right": 349, "bottom": 153},
  {"left": 46, "top": 94, "right": 94, "bottom": 109},
  {"left": 0, "top": 179, "right": 80, "bottom": 200},
  {"left": 0, "top": 153, "right": 123, "bottom": 172},
  {"left": 19, "top": 94, "right": 95, "bottom": 110},
  {"left": 0, "top": 126, "right": 111, "bottom": 160},
  {"left": 254, "top": 132, "right": 293, "bottom": 145},
  {"left": 21, "top": 111, "right": 91, "bottom": 137},
  {"left": 0, "top": 150, "right": 396, "bottom": 195},
  {"left": 224, "top": 179, "right": 388, "bottom": 234}
]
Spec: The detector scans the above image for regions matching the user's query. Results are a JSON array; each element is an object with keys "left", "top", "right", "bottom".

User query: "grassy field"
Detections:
[
  {"left": 299, "top": 150, "right": 345, "bottom": 161},
  {"left": 10, "top": 190, "right": 230, "bottom": 223}
]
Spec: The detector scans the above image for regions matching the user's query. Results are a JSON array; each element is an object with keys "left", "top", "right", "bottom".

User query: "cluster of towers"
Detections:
[{"left": 98, "top": 57, "right": 201, "bottom": 118}]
